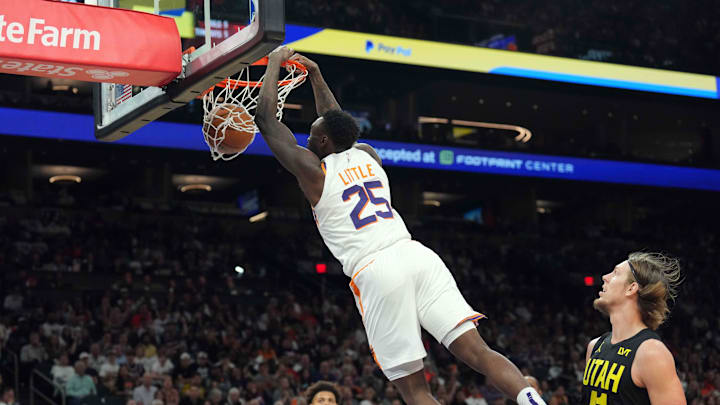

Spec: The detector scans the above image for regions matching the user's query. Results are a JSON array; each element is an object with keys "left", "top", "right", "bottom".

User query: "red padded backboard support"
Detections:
[{"left": 0, "top": 0, "right": 181, "bottom": 86}]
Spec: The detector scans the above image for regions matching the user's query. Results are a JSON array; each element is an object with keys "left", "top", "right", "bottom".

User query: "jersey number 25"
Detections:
[{"left": 342, "top": 181, "right": 394, "bottom": 230}]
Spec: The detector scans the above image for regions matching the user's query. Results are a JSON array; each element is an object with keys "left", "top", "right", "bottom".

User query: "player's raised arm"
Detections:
[
  {"left": 289, "top": 53, "right": 341, "bottom": 116},
  {"left": 255, "top": 46, "right": 324, "bottom": 205}
]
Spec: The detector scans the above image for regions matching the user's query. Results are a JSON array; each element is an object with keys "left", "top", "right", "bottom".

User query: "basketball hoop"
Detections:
[{"left": 201, "top": 57, "right": 308, "bottom": 161}]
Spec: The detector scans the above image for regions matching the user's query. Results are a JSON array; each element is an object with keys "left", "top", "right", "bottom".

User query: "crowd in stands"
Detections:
[
  {"left": 287, "top": 0, "right": 720, "bottom": 76},
  {"left": 0, "top": 185, "right": 719, "bottom": 405}
]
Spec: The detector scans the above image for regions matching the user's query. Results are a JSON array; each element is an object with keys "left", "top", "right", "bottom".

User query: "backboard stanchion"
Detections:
[{"left": 204, "top": 0, "right": 212, "bottom": 48}]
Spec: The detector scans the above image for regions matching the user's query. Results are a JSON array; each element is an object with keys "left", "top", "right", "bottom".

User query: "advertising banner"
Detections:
[
  {"left": 0, "top": 0, "right": 181, "bottom": 86},
  {"left": 1, "top": 107, "right": 719, "bottom": 192},
  {"left": 283, "top": 25, "right": 719, "bottom": 99}
]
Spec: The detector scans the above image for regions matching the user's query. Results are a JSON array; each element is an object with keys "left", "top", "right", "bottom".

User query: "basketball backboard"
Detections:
[{"left": 93, "top": 0, "right": 284, "bottom": 141}]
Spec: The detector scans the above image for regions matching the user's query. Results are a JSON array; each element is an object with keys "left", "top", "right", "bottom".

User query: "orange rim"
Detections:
[{"left": 200, "top": 58, "right": 307, "bottom": 97}]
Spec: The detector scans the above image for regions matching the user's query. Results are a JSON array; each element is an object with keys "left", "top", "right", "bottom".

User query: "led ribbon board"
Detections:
[
  {"left": 282, "top": 25, "right": 720, "bottom": 99},
  {"left": 2, "top": 107, "right": 720, "bottom": 191}
]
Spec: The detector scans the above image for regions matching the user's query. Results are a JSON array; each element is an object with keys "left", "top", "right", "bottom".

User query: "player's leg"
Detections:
[
  {"left": 410, "top": 241, "right": 545, "bottom": 405},
  {"left": 388, "top": 366, "right": 440, "bottom": 405},
  {"left": 446, "top": 325, "right": 533, "bottom": 400}
]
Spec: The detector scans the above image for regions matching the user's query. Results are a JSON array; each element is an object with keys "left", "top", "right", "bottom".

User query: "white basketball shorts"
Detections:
[{"left": 348, "top": 239, "right": 485, "bottom": 379}]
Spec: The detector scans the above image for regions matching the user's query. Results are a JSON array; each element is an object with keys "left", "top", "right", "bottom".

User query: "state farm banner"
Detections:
[{"left": 0, "top": 0, "right": 181, "bottom": 86}]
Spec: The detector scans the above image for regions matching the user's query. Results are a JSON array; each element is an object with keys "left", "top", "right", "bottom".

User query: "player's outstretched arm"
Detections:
[
  {"left": 289, "top": 53, "right": 341, "bottom": 116},
  {"left": 255, "top": 46, "right": 324, "bottom": 205},
  {"left": 635, "top": 339, "right": 686, "bottom": 405}
]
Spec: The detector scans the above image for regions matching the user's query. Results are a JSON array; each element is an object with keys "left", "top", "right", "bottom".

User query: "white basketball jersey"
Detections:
[{"left": 312, "top": 148, "right": 411, "bottom": 277}]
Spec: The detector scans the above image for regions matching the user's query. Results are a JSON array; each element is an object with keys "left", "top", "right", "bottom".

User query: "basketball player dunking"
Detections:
[
  {"left": 254, "top": 46, "right": 545, "bottom": 405},
  {"left": 583, "top": 252, "right": 685, "bottom": 405}
]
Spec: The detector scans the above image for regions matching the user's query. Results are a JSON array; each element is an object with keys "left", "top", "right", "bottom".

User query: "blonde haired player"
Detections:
[
  {"left": 583, "top": 252, "right": 685, "bottom": 405},
  {"left": 254, "top": 46, "right": 545, "bottom": 405}
]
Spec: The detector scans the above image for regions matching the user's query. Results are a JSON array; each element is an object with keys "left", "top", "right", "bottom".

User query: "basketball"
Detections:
[{"left": 203, "top": 103, "right": 255, "bottom": 155}]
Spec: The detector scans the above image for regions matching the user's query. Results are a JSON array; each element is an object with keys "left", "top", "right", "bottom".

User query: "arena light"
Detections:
[
  {"left": 179, "top": 184, "right": 212, "bottom": 193},
  {"left": 315, "top": 263, "right": 327, "bottom": 274},
  {"left": 418, "top": 116, "right": 449, "bottom": 124},
  {"left": 584, "top": 276, "right": 595, "bottom": 286},
  {"left": 234, "top": 266, "right": 245, "bottom": 275},
  {"left": 418, "top": 116, "right": 532, "bottom": 143},
  {"left": 422, "top": 192, "right": 462, "bottom": 204},
  {"left": 49, "top": 175, "right": 81, "bottom": 184},
  {"left": 450, "top": 119, "right": 532, "bottom": 143},
  {"left": 249, "top": 211, "right": 268, "bottom": 223},
  {"left": 172, "top": 174, "right": 237, "bottom": 191}
]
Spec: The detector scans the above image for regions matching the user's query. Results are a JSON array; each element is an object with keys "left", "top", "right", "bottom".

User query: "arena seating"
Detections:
[{"left": 0, "top": 190, "right": 717, "bottom": 405}]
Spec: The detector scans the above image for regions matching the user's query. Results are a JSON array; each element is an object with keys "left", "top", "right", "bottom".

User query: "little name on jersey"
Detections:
[{"left": 339, "top": 164, "right": 376, "bottom": 186}]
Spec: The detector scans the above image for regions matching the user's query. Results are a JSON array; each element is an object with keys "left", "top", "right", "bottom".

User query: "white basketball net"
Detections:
[{"left": 201, "top": 61, "right": 307, "bottom": 161}]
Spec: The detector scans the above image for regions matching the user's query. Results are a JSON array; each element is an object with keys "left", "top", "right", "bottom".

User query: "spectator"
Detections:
[
  {"left": 379, "top": 385, "right": 399, "bottom": 405},
  {"left": 127, "top": 348, "right": 146, "bottom": 379},
  {"left": 2, "top": 289, "right": 23, "bottom": 313},
  {"left": 272, "top": 377, "right": 294, "bottom": 403},
  {"left": 195, "top": 352, "right": 210, "bottom": 380},
  {"left": 116, "top": 365, "right": 135, "bottom": 397},
  {"left": 66, "top": 361, "right": 97, "bottom": 405},
  {"left": 207, "top": 388, "right": 223, "bottom": 405},
  {"left": 78, "top": 352, "right": 100, "bottom": 378},
  {"left": 42, "top": 312, "right": 65, "bottom": 337},
  {"left": 465, "top": 384, "right": 488, "bottom": 405},
  {"left": 181, "top": 374, "right": 206, "bottom": 399},
  {"left": 46, "top": 334, "right": 67, "bottom": 361},
  {"left": 100, "top": 350, "right": 121, "bottom": 378},
  {"left": 0, "top": 388, "right": 17, "bottom": 405},
  {"left": 134, "top": 374, "right": 159, "bottom": 405},
  {"left": 150, "top": 350, "right": 174, "bottom": 377},
  {"left": 180, "top": 386, "right": 204, "bottom": 405},
  {"left": 549, "top": 386, "right": 569, "bottom": 405},
  {"left": 161, "top": 376, "right": 180, "bottom": 405},
  {"left": 51, "top": 353, "right": 76, "bottom": 387},
  {"left": 225, "top": 388, "right": 241, "bottom": 405},
  {"left": 116, "top": 344, "right": 129, "bottom": 366},
  {"left": 142, "top": 335, "right": 158, "bottom": 359},
  {"left": 20, "top": 332, "right": 48, "bottom": 364},
  {"left": 174, "top": 353, "right": 197, "bottom": 386},
  {"left": 97, "top": 375, "right": 122, "bottom": 404},
  {"left": 359, "top": 387, "right": 376, "bottom": 405},
  {"left": 257, "top": 339, "right": 277, "bottom": 363},
  {"left": 87, "top": 343, "right": 106, "bottom": 371}
]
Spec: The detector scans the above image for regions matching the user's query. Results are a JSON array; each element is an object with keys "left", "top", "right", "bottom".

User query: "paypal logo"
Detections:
[
  {"left": 364, "top": 39, "right": 411, "bottom": 57},
  {"left": 365, "top": 40, "right": 375, "bottom": 53}
]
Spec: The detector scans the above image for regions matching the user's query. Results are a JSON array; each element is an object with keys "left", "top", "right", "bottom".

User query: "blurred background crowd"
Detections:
[{"left": 0, "top": 187, "right": 718, "bottom": 405}]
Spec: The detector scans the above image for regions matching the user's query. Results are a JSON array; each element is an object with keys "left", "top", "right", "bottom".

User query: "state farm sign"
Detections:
[
  {"left": 0, "top": 0, "right": 181, "bottom": 86},
  {"left": 0, "top": 16, "right": 101, "bottom": 50}
]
